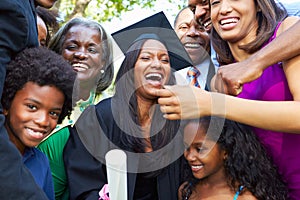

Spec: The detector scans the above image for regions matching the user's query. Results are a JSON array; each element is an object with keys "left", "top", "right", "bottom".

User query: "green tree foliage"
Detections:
[{"left": 52, "top": 0, "right": 185, "bottom": 23}]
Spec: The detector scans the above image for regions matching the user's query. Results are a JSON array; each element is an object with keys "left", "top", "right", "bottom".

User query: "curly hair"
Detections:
[
  {"left": 48, "top": 17, "right": 114, "bottom": 93},
  {"left": 2, "top": 47, "right": 76, "bottom": 124},
  {"left": 181, "top": 117, "right": 288, "bottom": 200}
]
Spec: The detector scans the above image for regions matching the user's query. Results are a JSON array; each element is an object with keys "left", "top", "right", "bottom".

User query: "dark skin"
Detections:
[
  {"left": 188, "top": 0, "right": 211, "bottom": 32},
  {"left": 188, "top": 0, "right": 300, "bottom": 96},
  {"left": 213, "top": 20, "right": 300, "bottom": 95}
]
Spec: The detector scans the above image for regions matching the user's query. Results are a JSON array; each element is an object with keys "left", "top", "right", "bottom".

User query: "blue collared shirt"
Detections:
[
  {"left": 277, "top": 0, "right": 300, "bottom": 16},
  {"left": 23, "top": 148, "right": 55, "bottom": 200}
]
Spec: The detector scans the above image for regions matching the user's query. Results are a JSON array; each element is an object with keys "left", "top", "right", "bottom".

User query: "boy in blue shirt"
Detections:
[{"left": 1, "top": 47, "right": 75, "bottom": 200}]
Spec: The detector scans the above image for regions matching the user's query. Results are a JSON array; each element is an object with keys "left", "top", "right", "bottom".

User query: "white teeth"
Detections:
[
  {"left": 185, "top": 43, "right": 201, "bottom": 48},
  {"left": 220, "top": 18, "right": 238, "bottom": 25},
  {"left": 204, "top": 20, "right": 211, "bottom": 28},
  {"left": 26, "top": 128, "right": 44, "bottom": 137},
  {"left": 72, "top": 63, "right": 88, "bottom": 69},
  {"left": 145, "top": 73, "right": 162, "bottom": 81},
  {"left": 191, "top": 165, "right": 203, "bottom": 169}
]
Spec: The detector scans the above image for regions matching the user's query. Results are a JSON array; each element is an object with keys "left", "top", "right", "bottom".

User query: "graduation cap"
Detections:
[{"left": 111, "top": 11, "right": 193, "bottom": 71}]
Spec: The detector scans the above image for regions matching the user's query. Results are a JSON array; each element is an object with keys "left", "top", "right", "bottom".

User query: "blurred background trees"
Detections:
[
  {"left": 49, "top": 0, "right": 187, "bottom": 95},
  {"left": 52, "top": 0, "right": 185, "bottom": 23}
]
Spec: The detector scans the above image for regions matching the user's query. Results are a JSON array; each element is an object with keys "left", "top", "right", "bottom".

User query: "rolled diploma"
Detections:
[{"left": 105, "top": 149, "right": 127, "bottom": 200}]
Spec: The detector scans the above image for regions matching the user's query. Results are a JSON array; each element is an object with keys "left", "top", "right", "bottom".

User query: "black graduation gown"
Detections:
[{"left": 64, "top": 98, "right": 185, "bottom": 200}]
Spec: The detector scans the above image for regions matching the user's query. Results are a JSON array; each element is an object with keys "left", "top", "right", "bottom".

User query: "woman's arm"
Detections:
[
  {"left": 156, "top": 17, "right": 300, "bottom": 133},
  {"left": 223, "top": 16, "right": 300, "bottom": 133},
  {"left": 157, "top": 86, "right": 300, "bottom": 133},
  {"left": 214, "top": 18, "right": 300, "bottom": 95}
]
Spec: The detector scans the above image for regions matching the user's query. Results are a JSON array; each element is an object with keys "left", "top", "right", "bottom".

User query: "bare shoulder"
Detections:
[
  {"left": 239, "top": 190, "right": 258, "bottom": 200},
  {"left": 277, "top": 16, "right": 300, "bottom": 36},
  {"left": 177, "top": 182, "right": 200, "bottom": 200}
]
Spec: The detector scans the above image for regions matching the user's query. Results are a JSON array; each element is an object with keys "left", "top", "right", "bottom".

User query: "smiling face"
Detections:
[
  {"left": 134, "top": 39, "right": 171, "bottom": 99},
  {"left": 175, "top": 8, "right": 210, "bottom": 65},
  {"left": 188, "top": 0, "right": 211, "bottom": 32},
  {"left": 62, "top": 25, "right": 103, "bottom": 85},
  {"left": 184, "top": 122, "right": 226, "bottom": 181},
  {"left": 210, "top": 0, "right": 259, "bottom": 44},
  {"left": 4, "top": 82, "right": 65, "bottom": 154}
]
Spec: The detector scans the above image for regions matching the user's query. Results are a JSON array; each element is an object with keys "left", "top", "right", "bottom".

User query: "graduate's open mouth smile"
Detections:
[{"left": 145, "top": 72, "right": 164, "bottom": 87}]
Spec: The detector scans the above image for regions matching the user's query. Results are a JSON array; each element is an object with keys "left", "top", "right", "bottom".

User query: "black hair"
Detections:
[
  {"left": 181, "top": 117, "right": 288, "bottom": 199},
  {"left": 113, "top": 38, "right": 179, "bottom": 153},
  {"left": 2, "top": 47, "right": 76, "bottom": 124},
  {"left": 174, "top": 6, "right": 190, "bottom": 27},
  {"left": 36, "top": 6, "right": 59, "bottom": 46}
]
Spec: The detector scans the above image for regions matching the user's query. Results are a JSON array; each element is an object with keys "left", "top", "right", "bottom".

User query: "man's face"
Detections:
[
  {"left": 37, "top": 15, "right": 47, "bottom": 47},
  {"left": 175, "top": 8, "right": 210, "bottom": 65},
  {"left": 188, "top": 0, "right": 211, "bottom": 32},
  {"left": 35, "top": 0, "right": 57, "bottom": 8}
]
